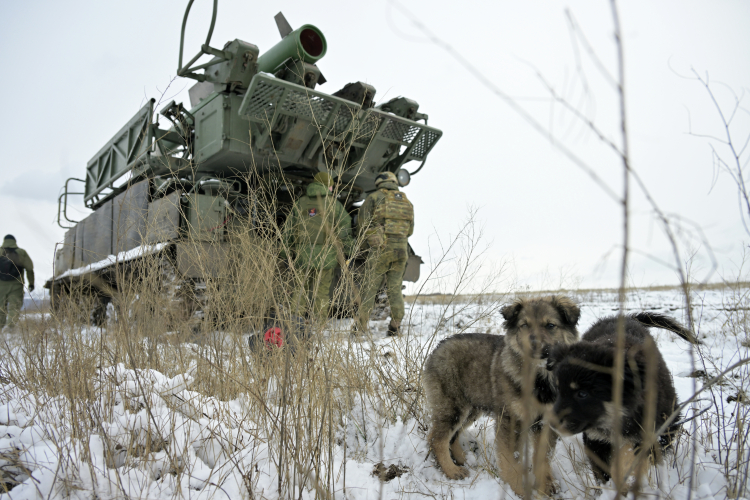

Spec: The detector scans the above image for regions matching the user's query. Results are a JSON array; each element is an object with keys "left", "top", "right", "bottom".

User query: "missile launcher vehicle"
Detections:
[{"left": 46, "top": 3, "right": 442, "bottom": 325}]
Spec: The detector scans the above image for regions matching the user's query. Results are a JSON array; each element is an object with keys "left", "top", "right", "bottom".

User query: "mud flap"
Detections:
[{"left": 402, "top": 243, "right": 423, "bottom": 283}]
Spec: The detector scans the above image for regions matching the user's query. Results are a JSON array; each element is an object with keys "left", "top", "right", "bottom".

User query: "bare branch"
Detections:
[{"left": 387, "top": 0, "right": 621, "bottom": 203}]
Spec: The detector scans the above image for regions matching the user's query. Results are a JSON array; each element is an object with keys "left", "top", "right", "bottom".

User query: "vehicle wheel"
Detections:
[
  {"left": 160, "top": 256, "right": 204, "bottom": 325},
  {"left": 55, "top": 281, "right": 109, "bottom": 327},
  {"left": 89, "top": 295, "right": 109, "bottom": 327},
  {"left": 50, "top": 281, "right": 69, "bottom": 313}
]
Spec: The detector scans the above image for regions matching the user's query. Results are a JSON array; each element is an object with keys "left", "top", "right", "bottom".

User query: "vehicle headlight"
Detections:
[{"left": 396, "top": 168, "right": 411, "bottom": 187}]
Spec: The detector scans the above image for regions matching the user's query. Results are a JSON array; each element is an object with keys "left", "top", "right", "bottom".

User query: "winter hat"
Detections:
[{"left": 313, "top": 171, "right": 334, "bottom": 188}]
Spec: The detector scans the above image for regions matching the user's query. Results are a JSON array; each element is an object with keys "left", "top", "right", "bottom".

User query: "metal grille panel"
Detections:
[
  {"left": 239, "top": 74, "right": 443, "bottom": 171},
  {"left": 382, "top": 120, "right": 420, "bottom": 144},
  {"left": 243, "top": 80, "right": 282, "bottom": 121},
  {"left": 282, "top": 91, "right": 334, "bottom": 124},
  {"left": 411, "top": 130, "right": 441, "bottom": 160},
  {"left": 355, "top": 114, "right": 381, "bottom": 141},
  {"left": 332, "top": 106, "right": 356, "bottom": 135}
]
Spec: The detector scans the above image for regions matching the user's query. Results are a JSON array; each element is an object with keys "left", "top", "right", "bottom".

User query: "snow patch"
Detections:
[{"left": 55, "top": 242, "right": 169, "bottom": 279}]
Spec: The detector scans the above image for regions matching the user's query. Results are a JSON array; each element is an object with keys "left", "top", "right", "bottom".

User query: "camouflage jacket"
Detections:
[
  {"left": 0, "top": 239, "right": 34, "bottom": 287},
  {"left": 282, "top": 182, "right": 353, "bottom": 270},
  {"left": 358, "top": 182, "right": 414, "bottom": 250}
]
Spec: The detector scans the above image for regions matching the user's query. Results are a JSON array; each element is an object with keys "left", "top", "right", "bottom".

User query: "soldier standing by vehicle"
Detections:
[
  {"left": 357, "top": 171, "right": 414, "bottom": 336},
  {"left": 0, "top": 235, "right": 35, "bottom": 332},
  {"left": 281, "top": 172, "right": 353, "bottom": 322}
]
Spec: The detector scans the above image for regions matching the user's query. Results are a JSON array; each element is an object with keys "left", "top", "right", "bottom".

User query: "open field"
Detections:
[{"left": 1, "top": 284, "right": 748, "bottom": 500}]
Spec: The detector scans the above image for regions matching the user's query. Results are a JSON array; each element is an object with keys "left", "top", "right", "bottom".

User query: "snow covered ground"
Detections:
[{"left": 1, "top": 287, "right": 748, "bottom": 499}]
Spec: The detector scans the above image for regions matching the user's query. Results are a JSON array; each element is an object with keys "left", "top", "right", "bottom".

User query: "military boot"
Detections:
[{"left": 386, "top": 319, "right": 401, "bottom": 337}]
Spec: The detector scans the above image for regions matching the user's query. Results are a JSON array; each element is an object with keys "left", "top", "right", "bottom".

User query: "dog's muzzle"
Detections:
[
  {"left": 550, "top": 405, "right": 585, "bottom": 436},
  {"left": 549, "top": 417, "right": 578, "bottom": 437}
]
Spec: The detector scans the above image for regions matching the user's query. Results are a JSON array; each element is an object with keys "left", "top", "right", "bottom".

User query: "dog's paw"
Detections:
[
  {"left": 541, "top": 472, "right": 559, "bottom": 496},
  {"left": 450, "top": 443, "right": 467, "bottom": 465},
  {"left": 541, "top": 480, "right": 560, "bottom": 497},
  {"left": 442, "top": 464, "right": 470, "bottom": 480}
]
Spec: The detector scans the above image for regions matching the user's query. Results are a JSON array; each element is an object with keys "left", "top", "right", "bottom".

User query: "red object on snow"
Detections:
[{"left": 263, "top": 327, "right": 284, "bottom": 348}]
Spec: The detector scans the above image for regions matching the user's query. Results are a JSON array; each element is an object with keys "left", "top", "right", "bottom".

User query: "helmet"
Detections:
[
  {"left": 374, "top": 171, "right": 398, "bottom": 186},
  {"left": 313, "top": 171, "right": 334, "bottom": 188}
]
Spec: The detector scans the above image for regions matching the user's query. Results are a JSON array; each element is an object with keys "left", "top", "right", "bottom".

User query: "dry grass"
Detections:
[
  {"left": 3, "top": 253, "right": 750, "bottom": 498},
  {"left": 0, "top": 188, "right": 512, "bottom": 499},
  {"left": 3, "top": 186, "right": 749, "bottom": 499}
]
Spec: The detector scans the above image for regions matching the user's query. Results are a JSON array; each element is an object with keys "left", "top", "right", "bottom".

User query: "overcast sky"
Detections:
[{"left": 1, "top": 0, "right": 748, "bottom": 293}]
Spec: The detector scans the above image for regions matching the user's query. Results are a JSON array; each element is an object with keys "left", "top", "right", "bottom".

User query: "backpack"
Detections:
[
  {"left": 372, "top": 189, "right": 414, "bottom": 237},
  {"left": 0, "top": 248, "right": 22, "bottom": 282}
]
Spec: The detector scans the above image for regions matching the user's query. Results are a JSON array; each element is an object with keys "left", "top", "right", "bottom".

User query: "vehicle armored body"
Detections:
[{"left": 47, "top": 5, "right": 442, "bottom": 324}]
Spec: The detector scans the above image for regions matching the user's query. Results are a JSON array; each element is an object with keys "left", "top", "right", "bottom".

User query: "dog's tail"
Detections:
[{"left": 631, "top": 312, "right": 701, "bottom": 345}]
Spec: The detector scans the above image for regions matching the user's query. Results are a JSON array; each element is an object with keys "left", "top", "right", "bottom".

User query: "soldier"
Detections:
[
  {"left": 281, "top": 172, "right": 353, "bottom": 322},
  {"left": 0, "top": 235, "right": 35, "bottom": 332},
  {"left": 357, "top": 171, "right": 414, "bottom": 336}
]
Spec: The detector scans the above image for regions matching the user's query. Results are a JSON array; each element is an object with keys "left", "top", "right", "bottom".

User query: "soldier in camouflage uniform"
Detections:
[
  {"left": 357, "top": 171, "right": 414, "bottom": 336},
  {"left": 0, "top": 235, "right": 35, "bottom": 331},
  {"left": 282, "top": 172, "right": 353, "bottom": 321}
]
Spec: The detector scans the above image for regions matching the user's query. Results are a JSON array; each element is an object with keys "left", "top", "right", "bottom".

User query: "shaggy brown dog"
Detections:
[
  {"left": 547, "top": 313, "right": 697, "bottom": 488},
  {"left": 423, "top": 296, "right": 580, "bottom": 496}
]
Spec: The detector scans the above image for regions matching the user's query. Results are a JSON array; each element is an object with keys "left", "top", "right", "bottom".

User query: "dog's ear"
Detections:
[
  {"left": 552, "top": 296, "right": 580, "bottom": 328},
  {"left": 501, "top": 299, "right": 524, "bottom": 328},
  {"left": 546, "top": 344, "right": 569, "bottom": 371}
]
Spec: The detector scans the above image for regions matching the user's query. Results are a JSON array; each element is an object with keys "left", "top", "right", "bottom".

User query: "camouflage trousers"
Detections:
[
  {"left": 359, "top": 245, "right": 408, "bottom": 328},
  {"left": 291, "top": 267, "right": 334, "bottom": 320},
  {"left": 0, "top": 281, "right": 23, "bottom": 328}
]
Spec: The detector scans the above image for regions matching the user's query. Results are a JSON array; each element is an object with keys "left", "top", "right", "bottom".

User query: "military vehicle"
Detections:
[{"left": 46, "top": 3, "right": 442, "bottom": 325}]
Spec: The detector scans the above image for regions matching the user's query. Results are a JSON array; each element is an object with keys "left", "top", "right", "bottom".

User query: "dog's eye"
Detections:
[
  {"left": 519, "top": 323, "right": 529, "bottom": 329},
  {"left": 576, "top": 390, "right": 589, "bottom": 400},
  {"left": 546, "top": 323, "right": 556, "bottom": 329}
]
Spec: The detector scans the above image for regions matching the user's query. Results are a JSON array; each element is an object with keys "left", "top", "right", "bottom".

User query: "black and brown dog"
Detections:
[
  {"left": 423, "top": 295, "right": 580, "bottom": 496},
  {"left": 547, "top": 313, "right": 698, "bottom": 487}
]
